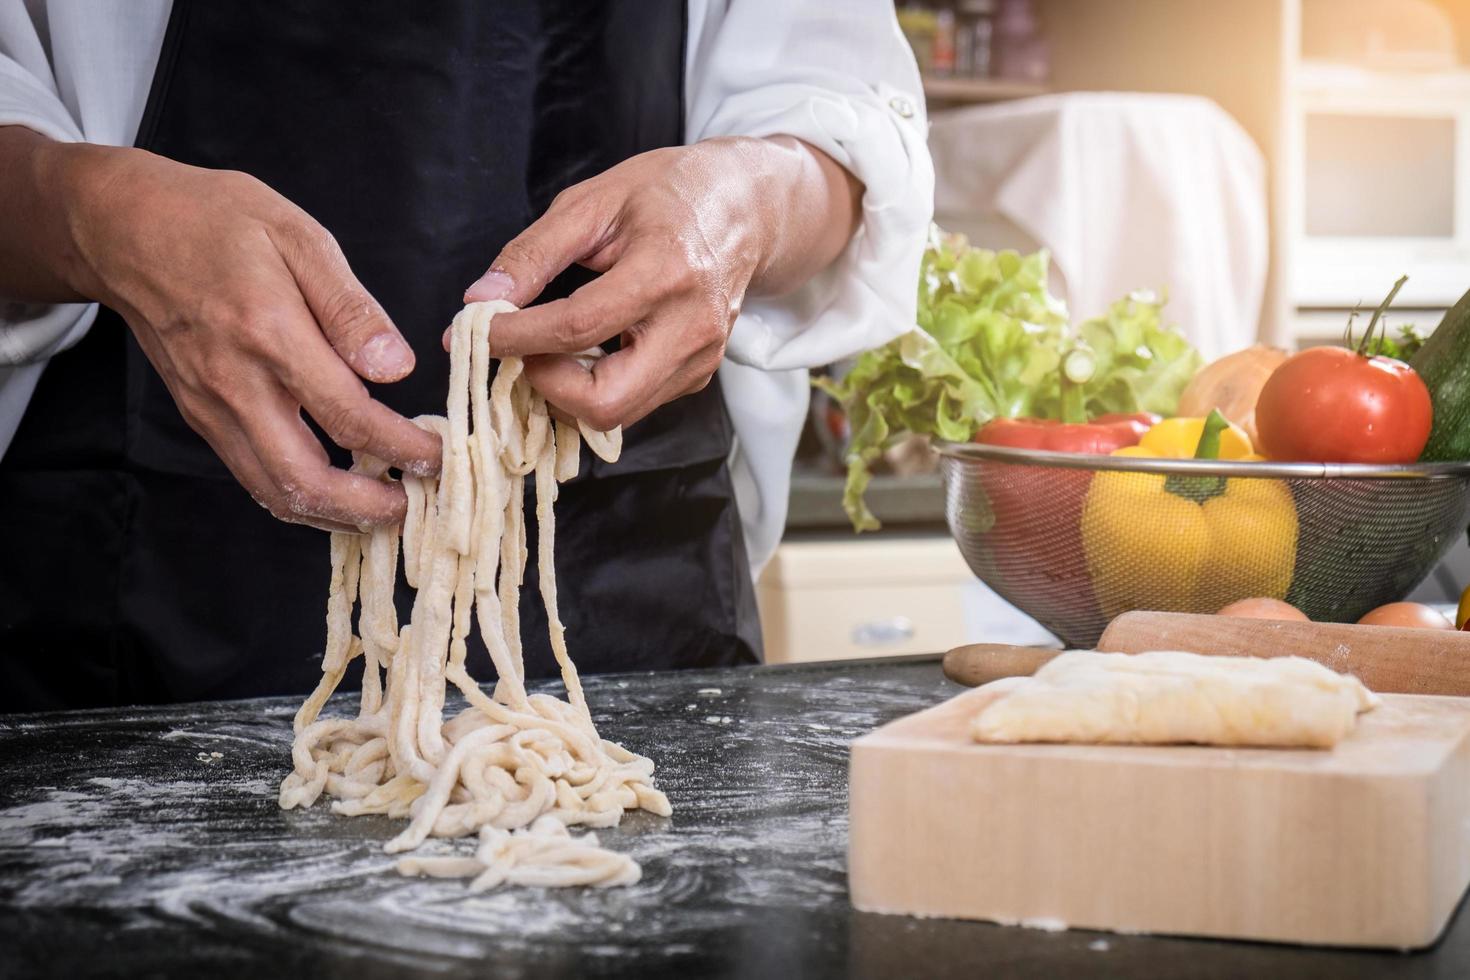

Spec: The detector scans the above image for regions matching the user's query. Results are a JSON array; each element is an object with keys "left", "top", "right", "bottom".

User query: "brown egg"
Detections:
[
  {"left": 1217, "top": 597, "right": 1309, "bottom": 622},
  {"left": 1357, "top": 602, "right": 1455, "bottom": 630}
]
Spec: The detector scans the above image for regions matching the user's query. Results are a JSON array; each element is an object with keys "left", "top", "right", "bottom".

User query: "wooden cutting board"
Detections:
[
  {"left": 849, "top": 686, "right": 1470, "bottom": 948},
  {"left": 942, "top": 612, "right": 1470, "bottom": 695}
]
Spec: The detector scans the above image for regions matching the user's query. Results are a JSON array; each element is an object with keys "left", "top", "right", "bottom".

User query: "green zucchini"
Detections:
[{"left": 1411, "top": 284, "right": 1470, "bottom": 462}]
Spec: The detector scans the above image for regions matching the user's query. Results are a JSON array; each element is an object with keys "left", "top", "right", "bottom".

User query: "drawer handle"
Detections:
[{"left": 851, "top": 616, "right": 915, "bottom": 648}]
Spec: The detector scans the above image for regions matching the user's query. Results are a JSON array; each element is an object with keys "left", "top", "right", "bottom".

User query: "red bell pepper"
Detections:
[
  {"left": 970, "top": 349, "right": 1157, "bottom": 643},
  {"left": 978, "top": 414, "right": 1156, "bottom": 455}
]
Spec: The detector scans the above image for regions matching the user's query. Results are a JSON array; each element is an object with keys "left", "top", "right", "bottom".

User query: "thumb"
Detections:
[
  {"left": 279, "top": 224, "right": 415, "bottom": 384},
  {"left": 464, "top": 188, "right": 613, "bottom": 308}
]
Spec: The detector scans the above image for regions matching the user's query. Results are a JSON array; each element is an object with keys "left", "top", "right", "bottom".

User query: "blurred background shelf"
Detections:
[{"left": 922, "top": 75, "right": 1048, "bottom": 103}]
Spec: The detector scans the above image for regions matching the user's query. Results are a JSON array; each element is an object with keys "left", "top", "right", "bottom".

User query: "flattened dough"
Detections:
[{"left": 970, "top": 650, "right": 1380, "bottom": 748}]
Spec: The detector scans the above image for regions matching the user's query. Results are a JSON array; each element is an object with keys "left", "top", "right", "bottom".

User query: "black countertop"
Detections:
[{"left": 2, "top": 657, "right": 1468, "bottom": 979}]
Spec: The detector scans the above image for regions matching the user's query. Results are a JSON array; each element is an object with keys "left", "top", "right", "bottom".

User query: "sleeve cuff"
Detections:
[
  {"left": 692, "top": 80, "right": 934, "bottom": 372},
  {"left": 0, "top": 52, "right": 94, "bottom": 366}
]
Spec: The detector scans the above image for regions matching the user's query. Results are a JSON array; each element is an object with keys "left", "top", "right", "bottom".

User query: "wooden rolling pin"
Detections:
[{"left": 942, "top": 610, "right": 1470, "bottom": 696}]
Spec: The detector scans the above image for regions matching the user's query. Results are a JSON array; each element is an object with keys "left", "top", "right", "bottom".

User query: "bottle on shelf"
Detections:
[
  {"left": 932, "top": 4, "right": 958, "bottom": 77},
  {"left": 955, "top": 0, "right": 996, "bottom": 78},
  {"left": 993, "top": 0, "right": 1050, "bottom": 83},
  {"left": 897, "top": 3, "right": 940, "bottom": 74}
]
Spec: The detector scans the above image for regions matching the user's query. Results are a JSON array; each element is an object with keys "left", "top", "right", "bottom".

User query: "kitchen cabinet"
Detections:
[
  {"left": 757, "top": 531, "right": 1058, "bottom": 663},
  {"left": 757, "top": 535, "right": 976, "bottom": 663}
]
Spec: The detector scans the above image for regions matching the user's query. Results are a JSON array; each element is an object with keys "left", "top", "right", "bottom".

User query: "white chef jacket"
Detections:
[{"left": 0, "top": 0, "right": 934, "bottom": 573}]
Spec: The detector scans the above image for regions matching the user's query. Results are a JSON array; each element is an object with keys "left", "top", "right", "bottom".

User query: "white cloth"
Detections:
[
  {"left": 928, "top": 92, "right": 1265, "bottom": 361},
  {"left": 0, "top": 0, "right": 934, "bottom": 574},
  {"left": 0, "top": 0, "right": 171, "bottom": 480}
]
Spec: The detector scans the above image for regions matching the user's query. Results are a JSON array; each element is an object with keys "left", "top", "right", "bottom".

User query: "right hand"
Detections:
[{"left": 55, "top": 144, "right": 440, "bottom": 531}]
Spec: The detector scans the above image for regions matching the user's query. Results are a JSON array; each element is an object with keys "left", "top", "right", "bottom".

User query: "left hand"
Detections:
[{"left": 452, "top": 136, "right": 860, "bottom": 430}]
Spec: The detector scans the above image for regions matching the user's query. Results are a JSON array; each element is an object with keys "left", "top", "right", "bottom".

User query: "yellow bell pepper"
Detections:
[
  {"left": 1137, "top": 415, "right": 1255, "bottom": 459},
  {"left": 1081, "top": 411, "right": 1298, "bottom": 619}
]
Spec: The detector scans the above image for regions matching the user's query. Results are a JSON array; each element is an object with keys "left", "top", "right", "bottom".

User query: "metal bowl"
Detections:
[{"left": 935, "top": 442, "right": 1470, "bottom": 647}]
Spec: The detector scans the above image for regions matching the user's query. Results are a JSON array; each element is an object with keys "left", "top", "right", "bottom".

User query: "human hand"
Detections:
[
  {"left": 455, "top": 136, "right": 861, "bottom": 430},
  {"left": 52, "top": 142, "right": 440, "bottom": 531}
]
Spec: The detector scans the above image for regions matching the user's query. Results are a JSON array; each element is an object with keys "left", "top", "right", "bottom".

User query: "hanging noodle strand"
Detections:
[{"left": 279, "top": 300, "right": 671, "bottom": 889}]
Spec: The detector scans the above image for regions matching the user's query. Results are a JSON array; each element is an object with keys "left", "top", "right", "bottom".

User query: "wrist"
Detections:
[
  {"left": 753, "top": 137, "right": 801, "bottom": 290},
  {"left": 690, "top": 136, "right": 780, "bottom": 291},
  {"left": 37, "top": 139, "right": 136, "bottom": 304},
  {"left": 0, "top": 128, "right": 90, "bottom": 302},
  {"left": 744, "top": 135, "right": 862, "bottom": 297}
]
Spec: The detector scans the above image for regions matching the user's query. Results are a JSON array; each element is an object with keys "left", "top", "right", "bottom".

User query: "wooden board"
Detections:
[
  {"left": 941, "top": 613, "right": 1470, "bottom": 695},
  {"left": 849, "top": 687, "right": 1470, "bottom": 948}
]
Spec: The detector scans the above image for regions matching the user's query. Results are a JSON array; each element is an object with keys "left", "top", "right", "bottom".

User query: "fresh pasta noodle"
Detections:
[{"left": 278, "top": 300, "right": 670, "bottom": 890}]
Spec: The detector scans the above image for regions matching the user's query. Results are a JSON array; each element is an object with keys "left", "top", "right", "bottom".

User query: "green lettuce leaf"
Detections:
[
  {"left": 821, "top": 228, "right": 1200, "bottom": 531},
  {"left": 1071, "top": 290, "right": 1203, "bottom": 418}
]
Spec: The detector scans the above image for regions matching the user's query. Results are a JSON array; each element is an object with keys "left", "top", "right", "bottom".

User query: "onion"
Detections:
[{"left": 1176, "top": 345, "right": 1289, "bottom": 451}]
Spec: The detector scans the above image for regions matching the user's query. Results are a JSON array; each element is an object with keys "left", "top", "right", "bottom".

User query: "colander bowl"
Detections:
[{"left": 935, "top": 442, "right": 1470, "bottom": 648}]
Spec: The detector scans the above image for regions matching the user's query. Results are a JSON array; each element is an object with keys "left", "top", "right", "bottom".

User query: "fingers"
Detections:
[
  {"left": 521, "top": 321, "right": 722, "bottom": 432},
  {"left": 237, "top": 385, "right": 411, "bottom": 528},
  {"left": 274, "top": 330, "right": 443, "bottom": 478},
  {"left": 463, "top": 183, "right": 617, "bottom": 309},
  {"left": 173, "top": 383, "right": 366, "bottom": 533},
  {"left": 168, "top": 325, "right": 417, "bottom": 528},
  {"left": 214, "top": 379, "right": 414, "bottom": 530},
  {"left": 294, "top": 367, "right": 443, "bottom": 479},
  {"left": 274, "top": 220, "right": 416, "bottom": 384},
  {"left": 215, "top": 269, "right": 442, "bottom": 477},
  {"left": 104, "top": 170, "right": 427, "bottom": 531},
  {"left": 476, "top": 247, "right": 667, "bottom": 358},
  {"left": 186, "top": 262, "right": 432, "bottom": 523},
  {"left": 218, "top": 436, "right": 361, "bottom": 534}
]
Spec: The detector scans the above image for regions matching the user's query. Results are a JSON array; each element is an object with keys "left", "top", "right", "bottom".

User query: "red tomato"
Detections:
[{"left": 1255, "top": 347, "right": 1432, "bottom": 463}]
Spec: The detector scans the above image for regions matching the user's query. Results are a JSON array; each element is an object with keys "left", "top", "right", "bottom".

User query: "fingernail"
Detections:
[
  {"left": 359, "top": 332, "right": 414, "bottom": 379},
  {"left": 465, "top": 269, "right": 514, "bottom": 302}
]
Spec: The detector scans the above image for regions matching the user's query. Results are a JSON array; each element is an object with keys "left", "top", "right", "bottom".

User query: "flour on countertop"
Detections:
[{"left": 0, "top": 663, "right": 953, "bottom": 965}]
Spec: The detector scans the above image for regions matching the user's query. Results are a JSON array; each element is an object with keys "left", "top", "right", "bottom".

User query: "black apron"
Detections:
[{"left": 0, "top": 0, "right": 761, "bottom": 712}]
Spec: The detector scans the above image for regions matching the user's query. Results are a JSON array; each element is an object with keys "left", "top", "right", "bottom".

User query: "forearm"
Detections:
[
  {"left": 746, "top": 135, "right": 863, "bottom": 298},
  {"left": 0, "top": 126, "right": 94, "bottom": 304}
]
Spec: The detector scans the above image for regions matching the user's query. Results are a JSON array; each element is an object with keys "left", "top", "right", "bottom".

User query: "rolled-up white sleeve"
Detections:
[
  {"left": 686, "top": 0, "right": 934, "bottom": 577},
  {"left": 0, "top": 3, "right": 90, "bottom": 371},
  {"left": 686, "top": 0, "right": 934, "bottom": 369},
  {"left": 0, "top": 1, "right": 167, "bottom": 457}
]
